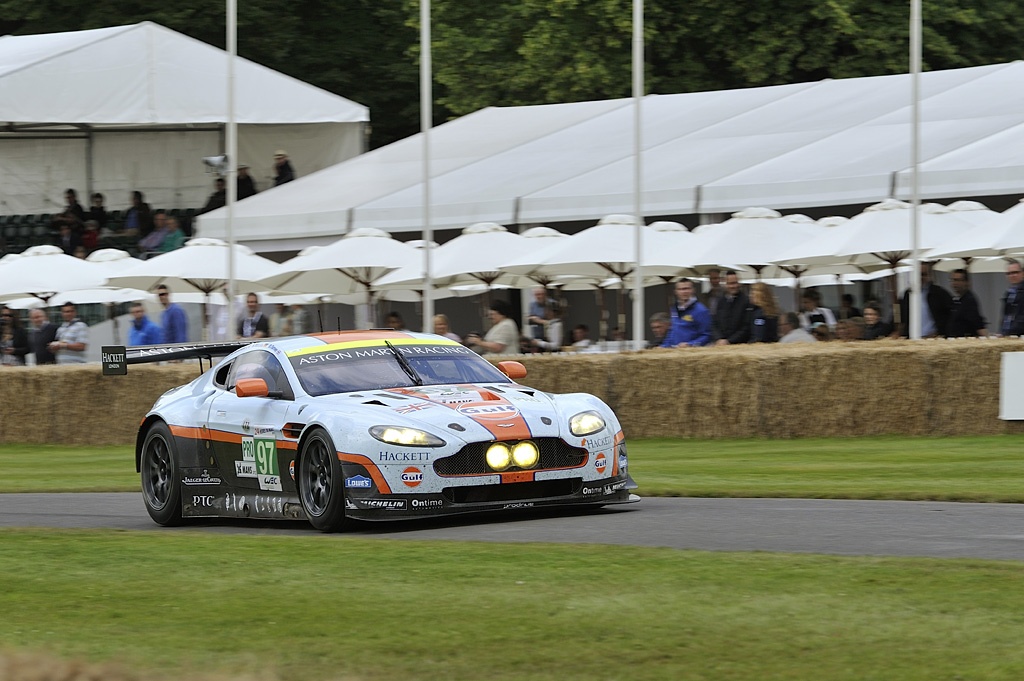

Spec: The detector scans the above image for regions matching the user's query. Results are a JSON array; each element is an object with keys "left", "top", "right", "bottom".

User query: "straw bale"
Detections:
[
  {"left": 0, "top": 364, "right": 198, "bottom": 446},
  {"left": 515, "top": 338, "right": 1024, "bottom": 440},
  {"left": 3, "top": 339, "right": 1023, "bottom": 445}
]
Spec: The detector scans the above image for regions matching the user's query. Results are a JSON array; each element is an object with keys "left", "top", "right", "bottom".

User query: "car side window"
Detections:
[
  {"left": 213, "top": 360, "right": 232, "bottom": 389},
  {"left": 227, "top": 350, "right": 293, "bottom": 400}
]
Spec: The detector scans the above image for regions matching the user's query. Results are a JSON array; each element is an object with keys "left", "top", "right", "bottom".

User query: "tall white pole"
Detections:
[
  {"left": 909, "top": 0, "right": 922, "bottom": 340},
  {"left": 226, "top": 0, "right": 238, "bottom": 341},
  {"left": 631, "top": 0, "right": 645, "bottom": 350},
  {"left": 420, "top": 0, "right": 434, "bottom": 333}
]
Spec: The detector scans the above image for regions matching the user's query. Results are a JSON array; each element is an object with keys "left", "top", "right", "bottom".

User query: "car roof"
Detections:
[{"left": 259, "top": 330, "right": 455, "bottom": 358}]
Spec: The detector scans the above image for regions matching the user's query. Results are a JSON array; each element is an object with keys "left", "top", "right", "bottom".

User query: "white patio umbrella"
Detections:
[
  {"left": 1, "top": 248, "right": 154, "bottom": 341},
  {"left": 682, "top": 207, "right": 841, "bottom": 280},
  {"left": 376, "top": 223, "right": 532, "bottom": 290},
  {"left": 5, "top": 288, "right": 153, "bottom": 309},
  {"left": 780, "top": 200, "right": 974, "bottom": 269},
  {"left": 502, "top": 215, "right": 683, "bottom": 281},
  {"left": 105, "top": 237, "right": 284, "bottom": 340},
  {"left": 0, "top": 245, "right": 108, "bottom": 304},
  {"left": 928, "top": 199, "right": 1024, "bottom": 272},
  {"left": 501, "top": 215, "right": 686, "bottom": 339},
  {"left": 257, "top": 228, "right": 420, "bottom": 327},
  {"left": 776, "top": 199, "right": 975, "bottom": 318},
  {"left": 375, "top": 222, "right": 572, "bottom": 323}
]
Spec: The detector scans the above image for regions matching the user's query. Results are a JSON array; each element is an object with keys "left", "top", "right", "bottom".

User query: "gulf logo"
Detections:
[
  {"left": 456, "top": 402, "right": 520, "bottom": 420},
  {"left": 595, "top": 453, "right": 607, "bottom": 474},
  {"left": 402, "top": 467, "right": 423, "bottom": 487}
]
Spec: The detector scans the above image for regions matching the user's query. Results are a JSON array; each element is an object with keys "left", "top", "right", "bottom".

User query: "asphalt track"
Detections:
[{"left": 5, "top": 493, "right": 1024, "bottom": 561}]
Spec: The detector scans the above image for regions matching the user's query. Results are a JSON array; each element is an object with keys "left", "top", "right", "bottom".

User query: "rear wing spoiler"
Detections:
[{"left": 102, "top": 340, "right": 256, "bottom": 375}]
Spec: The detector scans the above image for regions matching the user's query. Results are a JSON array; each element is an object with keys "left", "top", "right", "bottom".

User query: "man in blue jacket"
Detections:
[
  {"left": 128, "top": 302, "right": 162, "bottom": 346},
  {"left": 157, "top": 284, "right": 189, "bottom": 343},
  {"left": 662, "top": 278, "right": 712, "bottom": 347}
]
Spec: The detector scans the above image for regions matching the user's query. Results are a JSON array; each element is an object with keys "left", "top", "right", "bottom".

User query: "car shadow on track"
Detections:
[{"left": 173, "top": 504, "right": 636, "bottom": 535}]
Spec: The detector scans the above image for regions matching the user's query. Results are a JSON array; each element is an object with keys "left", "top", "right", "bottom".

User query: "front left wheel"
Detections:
[
  {"left": 140, "top": 421, "right": 184, "bottom": 526},
  {"left": 298, "top": 428, "right": 350, "bottom": 532}
]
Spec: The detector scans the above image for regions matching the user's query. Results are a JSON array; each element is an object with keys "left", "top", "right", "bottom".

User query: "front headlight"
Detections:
[
  {"left": 511, "top": 441, "right": 540, "bottom": 468},
  {"left": 569, "top": 410, "right": 606, "bottom": 437},
  {"left": 369, "top": 426, "right": 446, "bottom": 447},
  {"left": 486, "top": 443, "right": 512, "bottom": 471}
]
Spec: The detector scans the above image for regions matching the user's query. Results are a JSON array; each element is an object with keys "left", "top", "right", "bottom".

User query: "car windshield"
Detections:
[{"left": 288, "top": 341, "right": 512, "bottom": 396}]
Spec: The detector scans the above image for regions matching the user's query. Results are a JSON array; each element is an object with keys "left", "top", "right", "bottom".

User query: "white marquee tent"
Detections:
[
  {"left": 197, "top": 60, "right": 1024, "bottom": 253},
  {"left": 0, "top": 22, "right": 368, "bottom": 215}
]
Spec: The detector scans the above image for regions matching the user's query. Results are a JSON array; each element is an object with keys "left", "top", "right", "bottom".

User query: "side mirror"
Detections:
[
  {"left": 497, "top": 361, "right": 527, "bottom": 379},
  {"left": 236, "top": 377, "right": 269, "bottom": 398}
]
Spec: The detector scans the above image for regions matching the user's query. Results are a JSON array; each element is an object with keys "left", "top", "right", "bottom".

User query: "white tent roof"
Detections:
[
  {"left": 197, "top": 61, "right": 1024, "bottom": 252},
  {"left": 0, "top": 22, "right": 368, "bottom": 126}
]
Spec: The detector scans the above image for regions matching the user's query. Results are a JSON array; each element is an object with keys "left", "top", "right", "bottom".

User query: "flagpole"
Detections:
[
  {"left": 909, "top": 0, "right": 922, "bottom": 340},
  {"left": 631, "top": 0, "right": 645, "bottom": 350},
  {"left": 420, "top": 0, "right": 434, "bottom": 333}
]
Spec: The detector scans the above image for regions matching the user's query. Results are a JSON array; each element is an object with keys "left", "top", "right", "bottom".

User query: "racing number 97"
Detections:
[{"left": 255, "top": 439, "right": 277, "bottom": 476}]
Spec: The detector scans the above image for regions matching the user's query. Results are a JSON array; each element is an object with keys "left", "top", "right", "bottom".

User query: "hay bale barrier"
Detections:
[{"left": 1, "top": 339, "right": 1022, "bottom": 446}]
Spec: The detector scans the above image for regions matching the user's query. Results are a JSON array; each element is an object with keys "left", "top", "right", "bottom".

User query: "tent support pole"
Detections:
[
  {"left": 420, "top": 0, "right": 434, "bottom": 334},
  {"left": 630, "top": 0, "right": 645, "bottom": 351},
  {"left": 85, "top": 127, "right": 95, "bottom": 199}
]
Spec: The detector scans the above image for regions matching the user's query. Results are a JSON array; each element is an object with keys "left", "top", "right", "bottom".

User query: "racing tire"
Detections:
[
  {"left": 140, "top": 421, "right": 184, "bottom": 526},
  {"left": 298, "top": 428, "right": 350, "bottom": 532}
]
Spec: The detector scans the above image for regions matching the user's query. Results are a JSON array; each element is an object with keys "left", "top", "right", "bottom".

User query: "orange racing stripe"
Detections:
[
  {"left": 337, "top": 452, "right": 392, "bottom": 494},
  {"left": 169, "top": 425, "right": 297, "bottom": 450},
  {"left": 612, "top": 430, "right": 624, "bottom": 476}
]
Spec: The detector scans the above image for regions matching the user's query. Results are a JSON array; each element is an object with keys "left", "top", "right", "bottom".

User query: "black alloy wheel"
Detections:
[
  {"left": 298, "top": 428, "right": 350, "bottom": 532},
  {"left": 140, "top": 421, "right": 184, "bottom": 526}
]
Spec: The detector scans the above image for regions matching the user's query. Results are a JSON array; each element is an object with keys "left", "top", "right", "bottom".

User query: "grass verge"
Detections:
[
  {"left": 4, "top": 528, "right": 1024, "bottom": 681},
  {"left": 631, "top": 434, "right": 1024, "bottom": 502},
  {"left": 4, "top": 435, "right": 1024, "bottom": 501}
]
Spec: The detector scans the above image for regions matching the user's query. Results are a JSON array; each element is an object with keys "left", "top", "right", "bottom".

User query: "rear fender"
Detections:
[{"left": 135, "top": 415, "right": 166, "bottom": 472}]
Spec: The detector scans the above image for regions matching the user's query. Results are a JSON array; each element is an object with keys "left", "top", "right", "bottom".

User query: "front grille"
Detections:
[
  {"left": 433, "top": 438, "right": 587, "bottom": 476},
  {"left": 443, "top": 478, "right": 582, "bottom": 504}
]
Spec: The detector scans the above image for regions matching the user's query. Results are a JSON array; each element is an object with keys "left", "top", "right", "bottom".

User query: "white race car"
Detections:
[{"left": 130, "top": 330, "right": 638, "bottom": 531}]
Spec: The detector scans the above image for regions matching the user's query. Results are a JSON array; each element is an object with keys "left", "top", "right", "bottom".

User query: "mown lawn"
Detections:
[{"left": 4, "top": 528, "right": 1024, "bottom": 681}]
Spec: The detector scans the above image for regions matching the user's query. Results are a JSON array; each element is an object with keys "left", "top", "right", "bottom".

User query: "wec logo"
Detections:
[{"left": 456, "top": 403, "right": 520, "bottom": 420}]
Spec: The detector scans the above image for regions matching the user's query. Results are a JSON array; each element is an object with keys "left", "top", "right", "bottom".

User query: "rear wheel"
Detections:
[
  {"left": 298, "top": 428, "right": 350, "bottom": 532},
  {"left": 140, "top": 421, "right": 184, "bottom": 526}
]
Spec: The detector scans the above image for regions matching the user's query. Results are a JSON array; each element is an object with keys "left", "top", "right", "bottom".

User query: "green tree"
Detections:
[{"left": 426, "top": 0, "right": 1024, "bottom": 117}]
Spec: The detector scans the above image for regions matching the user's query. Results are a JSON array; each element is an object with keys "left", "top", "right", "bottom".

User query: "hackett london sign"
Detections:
[{"left": 101, "top": 345, "right": 127, "bottom": 375}]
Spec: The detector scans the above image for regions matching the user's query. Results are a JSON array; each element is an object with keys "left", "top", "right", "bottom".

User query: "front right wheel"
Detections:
[{"left": 298, "top": 428, "right": 350, "bottom": 532}]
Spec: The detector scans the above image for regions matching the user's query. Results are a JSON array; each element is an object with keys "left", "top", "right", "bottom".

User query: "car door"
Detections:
[{"left": 206, "top": 349, "right": 299, "bottom": 496}]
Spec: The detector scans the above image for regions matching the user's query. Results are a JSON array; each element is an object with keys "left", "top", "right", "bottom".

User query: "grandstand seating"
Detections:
[{"left": 0, "top": 211, "right": 157, "bottom": 256}]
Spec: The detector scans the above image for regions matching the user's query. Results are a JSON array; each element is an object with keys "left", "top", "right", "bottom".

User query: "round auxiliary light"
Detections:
[
  {"left": 485, "top": 443, "right": 512, "bottom": 471},
  {"left": 511, "top": 441, "right": 540, "bottom": 469}
]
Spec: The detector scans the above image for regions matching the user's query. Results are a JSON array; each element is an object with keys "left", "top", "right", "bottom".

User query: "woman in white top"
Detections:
[{"left": 466, "top": 300, "right": 520, "bottom": 355}]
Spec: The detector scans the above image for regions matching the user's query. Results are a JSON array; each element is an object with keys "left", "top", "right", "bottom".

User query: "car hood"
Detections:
[{"left": 319, "top": 383, "right": 564, "bottom": 442}]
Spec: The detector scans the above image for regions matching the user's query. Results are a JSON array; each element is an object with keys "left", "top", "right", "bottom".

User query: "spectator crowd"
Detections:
[
  {"left": 451, "top": 260, "right": 1024, "bottom": 356},
  {"left": 5, "top": 150, "right": 298, "bottom": 261}
]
